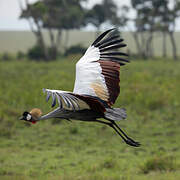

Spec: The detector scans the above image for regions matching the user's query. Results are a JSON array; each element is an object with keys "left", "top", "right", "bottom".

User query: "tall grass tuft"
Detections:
[{"left": 140, "top": 154, "right": 177, "bottom": 174}]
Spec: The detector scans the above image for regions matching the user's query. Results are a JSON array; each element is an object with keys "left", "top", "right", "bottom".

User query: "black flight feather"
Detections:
[
  {"left": 100, "top": 56, "right": 130, "bottom": 63},
  {"left": 99, "top": 39, "right": 124, "bottom": 49},
  {"left": 100, "top": 44, "right": 127, "bottom": 52},
  {"left": 92, "top": 28, "right": 115, "bottom": 46},
  {"left": 100, "top": 52, "right": 128, "bottom": 57},
  {"left": 95, "top": 35, "right": 120, "bottom": 48}
]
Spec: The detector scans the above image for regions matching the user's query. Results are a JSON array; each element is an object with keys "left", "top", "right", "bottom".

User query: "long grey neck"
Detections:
[{"left": 38, "top": 107, "right": 62, "bottom": 120}]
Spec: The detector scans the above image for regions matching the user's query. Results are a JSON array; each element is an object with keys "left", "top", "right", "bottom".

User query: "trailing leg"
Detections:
[
  {"left": 94, "top": 120, "right": 140, "bottom": 147},
  {"left": 111, "top": 121, "right": 140, "bottom": 147}
]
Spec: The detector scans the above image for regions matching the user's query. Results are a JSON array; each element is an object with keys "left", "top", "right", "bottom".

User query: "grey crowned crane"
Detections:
[{"left": 20, "top": 29, "right": 140, "bottom": 147}]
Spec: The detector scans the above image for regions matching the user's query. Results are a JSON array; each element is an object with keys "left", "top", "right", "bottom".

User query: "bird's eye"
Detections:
[{"left": 26, "top": 114, "right": 32, "bottom": 121}]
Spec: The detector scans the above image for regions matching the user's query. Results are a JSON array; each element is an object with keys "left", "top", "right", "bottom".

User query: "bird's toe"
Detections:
[{"left": 126, "top": 139, "right": 141, "bottom": 147}]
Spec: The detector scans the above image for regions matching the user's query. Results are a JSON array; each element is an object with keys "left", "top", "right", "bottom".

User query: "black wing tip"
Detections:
[
  {"left": 101, "top": 52, "right": 129, "bottom": 57},
  {"left": 94, "top": 29, "right": 129, "bottom": 65},
  {"left": 99, "top": 43, "right": 127, "bottom": 53},
  {"left": 100, "top": 56, "right": 130, "bottom": 63},
  {"left": 91, "top": 28, "right": 117, "bottom": 46}
]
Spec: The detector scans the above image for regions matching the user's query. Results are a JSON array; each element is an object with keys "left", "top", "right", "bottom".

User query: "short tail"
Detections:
[{"left": 104, "top": 108, "right": 127, "bottom": 121}]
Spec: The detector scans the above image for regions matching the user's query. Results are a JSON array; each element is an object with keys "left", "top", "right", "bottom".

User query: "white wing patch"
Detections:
[
  {"left": 73, "top": 46, "right": 109, "bottom": 101},
  {"left": 43, "top": 89, "right": 90, "bottom": 111},
  {"left": 43, "top": 29, "right": 128, "bottom": 109}
]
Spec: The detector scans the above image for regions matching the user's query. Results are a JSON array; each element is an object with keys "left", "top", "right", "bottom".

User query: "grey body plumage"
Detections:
[
  {"left": 39, "top": 108, "right": 102, "bottom": 121},
  {"left": 38, "top": 107, "right": 126, "bottom": 122}
]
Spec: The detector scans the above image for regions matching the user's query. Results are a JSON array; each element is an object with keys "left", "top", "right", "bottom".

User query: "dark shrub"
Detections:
[
  {"left": 1, "top": 52, "right": 13, "bottom": 61},
  {"left": 64, "top": 44, "right": 86, "bottom": 56},
  {"left": 17, "top": 51, "right": 26, "bottom": 60},
  {"left": 27, "top": 45, "right": 45, "bottom": 60}
]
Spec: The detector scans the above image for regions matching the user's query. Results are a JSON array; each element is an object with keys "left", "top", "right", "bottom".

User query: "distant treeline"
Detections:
[
  {"left": 10, "top": 0, "right": 180, "bottom": 60},
  {"left": 1, "top": 31, "right": 180, "bottom": 59}
]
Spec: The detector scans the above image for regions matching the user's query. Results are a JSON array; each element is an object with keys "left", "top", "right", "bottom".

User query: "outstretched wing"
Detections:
[
  {"left": 43, "top": 89, "right": 89, "bottom": 110},
  {"left": 73, "top": 29, "right": 129, "bottom": 106},
  {"left": 43, "top": 89, "right": 106, "bottom": 113}
]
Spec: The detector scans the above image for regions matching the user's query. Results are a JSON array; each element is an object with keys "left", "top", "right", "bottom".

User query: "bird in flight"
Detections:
[{"left": 20, "top": 29, "right": 140, "bottom": 147}]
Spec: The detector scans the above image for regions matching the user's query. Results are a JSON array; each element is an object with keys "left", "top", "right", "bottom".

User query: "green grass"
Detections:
[{"left": 0, "top": 58, "right": 180, "bottom": 179}]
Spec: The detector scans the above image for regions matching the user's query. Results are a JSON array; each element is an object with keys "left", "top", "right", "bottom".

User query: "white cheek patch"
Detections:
[{"left": 26, "top": 114, "right": 32, "bottom": 121}]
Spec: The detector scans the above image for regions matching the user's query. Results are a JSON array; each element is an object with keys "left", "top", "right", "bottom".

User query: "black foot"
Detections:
[{"left": 125, "top": 138, "right": 141, "bottom": 147}]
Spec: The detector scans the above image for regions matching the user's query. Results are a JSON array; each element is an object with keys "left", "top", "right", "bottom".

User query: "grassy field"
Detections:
[{"left": 0, "top": 58, "right": 180, "bottom": 180}]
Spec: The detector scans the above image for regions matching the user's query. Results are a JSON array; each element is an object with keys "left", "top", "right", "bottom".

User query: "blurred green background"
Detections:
[
  {"left": 0, "top": 59, "right": 180, "bottom": 179},
  {"left": 0, "top": 0, "right": 180, "bottom": 179}
]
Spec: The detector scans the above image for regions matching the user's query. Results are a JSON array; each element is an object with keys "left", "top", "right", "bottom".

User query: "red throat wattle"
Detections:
[{"left": 31, "top": 121, "right": 36, "bottom": 124}]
